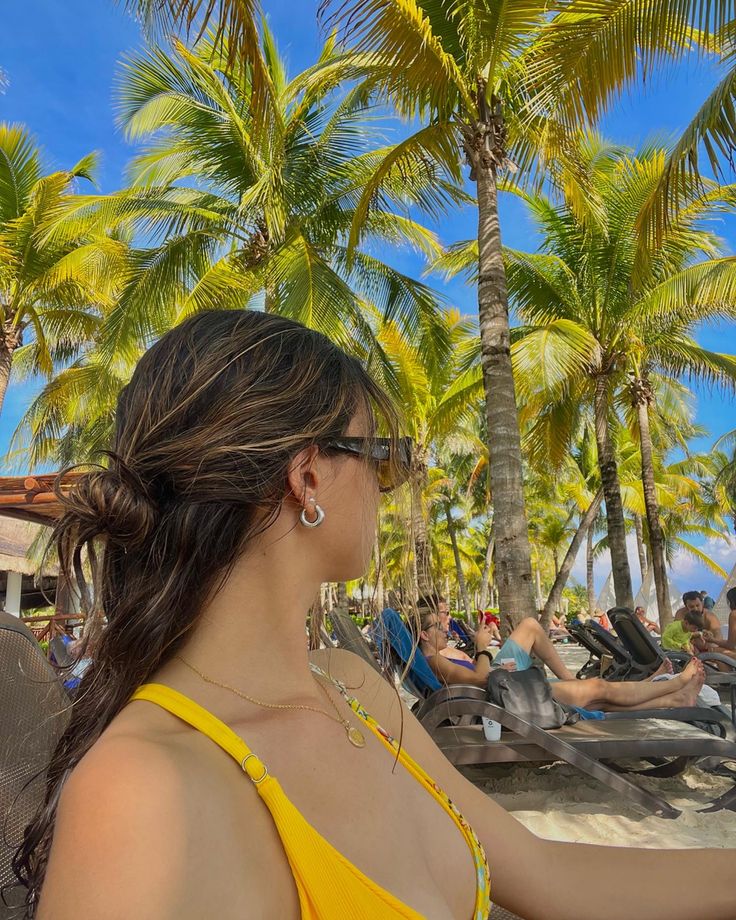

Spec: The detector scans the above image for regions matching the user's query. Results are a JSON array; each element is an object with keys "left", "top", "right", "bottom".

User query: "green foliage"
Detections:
[{"left": 0, "top": 124, "right": 124, "bottom": 423}]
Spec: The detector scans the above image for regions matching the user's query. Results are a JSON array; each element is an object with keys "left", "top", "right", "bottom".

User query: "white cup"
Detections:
[{"left": 482, "top": 717, "right": 502, "bottom": 741}]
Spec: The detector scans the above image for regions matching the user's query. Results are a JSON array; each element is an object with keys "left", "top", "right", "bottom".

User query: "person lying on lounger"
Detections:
[
  {"left": 549, "top": 612, "right": 570, "bottom": 640},
  {"left": 418, "top": 609, "right": 705, "bottom": 713},
  {"left": 635, "top": 605, "right": 660, "bottom": 634}
]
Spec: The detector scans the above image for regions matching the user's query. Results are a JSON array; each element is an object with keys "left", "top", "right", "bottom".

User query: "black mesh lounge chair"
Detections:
[
  {"left": 0, "top": 612, "right": 70, "bottom": 918},
  {"left": 584, "top": 621, "right": 648, "bottom": 680},
  {"left": 328, "top": 608, "right": 382, "bottom": 674},
  {"left": 608, "top": 607, "right": 736, "bottom": 720},
  {"left": 568, "top": 624, "right": 612, "bottom": 678},
  {"left": 565, "top": 623, "right": 642, "bottom": 680}
]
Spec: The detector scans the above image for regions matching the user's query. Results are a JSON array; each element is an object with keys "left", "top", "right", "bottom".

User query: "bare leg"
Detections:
[
  {"left": 707, "top": 648, "right": 736, "bottom": 671},
  {"left": 551, "top": 659, "right": 704, "bottom": 711},
  {"left": 647, "top": 659, "right": 673, "bottom": 679},
  {"left": 508, "top": 617, "right": 575, "bottom": 680}
]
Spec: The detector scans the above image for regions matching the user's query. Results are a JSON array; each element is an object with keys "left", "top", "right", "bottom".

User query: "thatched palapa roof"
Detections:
[{"left": 0, "top": 517, "right": 58, "bottom": 576}]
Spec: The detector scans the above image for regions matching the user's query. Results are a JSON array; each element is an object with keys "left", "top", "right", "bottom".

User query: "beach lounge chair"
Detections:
[
  {"left": 49, "top": 635, "right": 73, "bottom": 668},
  {"left": 0, "top": 612, "right": 69, "bottom": 918},
  {"left": 608, "top": 607, "right": 736, "bottom": 723},
  {"left": 328, "top": 608, "right": 382, "bottom": 673},
  {"left": 373, "top": 609, "right": 736, "bottom": 819},
  {"left": 571, "top": 621, "right": 648, "bottom": 681},
  {"left": 567, "top": 624, "right": 611, "bottom": 678}
]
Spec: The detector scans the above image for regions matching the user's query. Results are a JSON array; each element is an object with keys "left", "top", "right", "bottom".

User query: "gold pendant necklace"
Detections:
[{"left": 176, "top": 656, "right": 365, "bottom": 749}]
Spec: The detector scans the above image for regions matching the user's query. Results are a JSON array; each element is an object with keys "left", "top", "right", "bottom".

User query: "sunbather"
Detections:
[
  {"left": 593, "top": 607, "right": 612, "bottom": 630},
  {"left": 701, "top": 586, "right": 736, "bottom": 661},
  {"left": 635, "top": 605, "right": 660, "bottom": 634},
  {"left": 419, "top": 611, "right": 705, "bottom": 712},
  {"left": 20, "top": 310, "right": 734, "bottom": 920},
  {"left": 417, "top": 592, "right": 485, "bottom": 663},
  {"left": 549, "top": 613, "right": 570, "bottom": 640}
]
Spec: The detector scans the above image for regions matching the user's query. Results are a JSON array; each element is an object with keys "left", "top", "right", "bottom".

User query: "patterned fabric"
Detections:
[{"left": 311, "top": 665, "right": 492, "bottom": 920}]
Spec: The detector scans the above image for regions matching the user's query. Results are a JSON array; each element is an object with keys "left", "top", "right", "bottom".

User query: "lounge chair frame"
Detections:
[
  {"left": 609, "top": 607, "right": 736, "bottom": 726},
  {"left": 415, "top": 684, "right": 736, "bottom": 818}
]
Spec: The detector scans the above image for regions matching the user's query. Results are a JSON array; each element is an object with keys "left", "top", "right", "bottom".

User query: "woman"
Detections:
[
  {"left": 418, "top": 611, "right": 705, "bottom": 713},
  {"left": 16, "top": 311, "right": 735, "bottom": 919}
]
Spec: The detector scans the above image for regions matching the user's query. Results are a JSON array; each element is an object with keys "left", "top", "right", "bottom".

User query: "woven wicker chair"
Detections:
[
  {"left": 0, "top": 612, "right": 69, "bottom": 918},
  {"left": 492, "top": 906, "right": 525, "bottom": 919}
]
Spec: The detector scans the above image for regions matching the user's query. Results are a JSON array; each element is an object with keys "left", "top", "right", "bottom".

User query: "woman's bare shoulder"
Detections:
[
  {"left": 40, "top": 712, "right": 295, "bottom": 919},
  {"left": 309, "top": 647, "right": 408, "bottom": 739},
  {"left": 39, "top": 730, "right": 192, "bottom": 918}
]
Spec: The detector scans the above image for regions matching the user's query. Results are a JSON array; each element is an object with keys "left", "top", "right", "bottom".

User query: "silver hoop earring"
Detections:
[{"left": 300, "top": 503, "right": 325, "bottom": 528}]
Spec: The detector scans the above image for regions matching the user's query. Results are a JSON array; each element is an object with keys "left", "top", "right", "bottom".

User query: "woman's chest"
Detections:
[{"left": 181, "top": 719, "right": 477, "bottom": 919}]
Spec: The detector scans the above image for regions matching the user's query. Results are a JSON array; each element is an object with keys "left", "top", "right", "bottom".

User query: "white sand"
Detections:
[{"left": 463, "top": 762, "right": 736, "bottom": 849}]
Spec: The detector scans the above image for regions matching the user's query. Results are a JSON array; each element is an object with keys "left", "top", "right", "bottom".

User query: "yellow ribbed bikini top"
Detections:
[{"left": 130, "top": 668, "right": 491, "bottom": 919}]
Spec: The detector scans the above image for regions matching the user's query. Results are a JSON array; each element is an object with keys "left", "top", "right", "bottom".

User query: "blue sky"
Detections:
[{"left": 1, "top": 0, "right": 735, "bottom": 597}]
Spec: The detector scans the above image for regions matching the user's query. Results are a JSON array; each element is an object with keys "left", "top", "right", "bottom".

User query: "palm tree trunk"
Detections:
[
  {"left": 633, "top": 513, "right": 648, "bottom": 580},
  {"left": 474, "top": 153, "right": 536, "bottom": 629},
  {"left": 374, "top": 538, "right": 384, "bottom": 615},
  {"left": 336, "top": 581, "right": 348, "bottom": 613},
  {"left": 410, "top": 457, "right": 432, "bottom": 596},
  {"left": 0, "top": 328, "right": 20, "bottom": 419},
  {"left": 634, "top": 385, "right": 673, "bottom": 626},
  {"left": 593, "top": 375, "right": 633, "bottom": 608},
  {"left": 586, "top": 526, "right": 595, "bottom": 614},
  {"left": 444, "top": 504, "right": 470, "bottom": 615},
  {"left": 544, "top": 489, "right": 604, "bottom": 621},
  {"left": 478, "top": 531, "right": 494, "bottom": 610}
]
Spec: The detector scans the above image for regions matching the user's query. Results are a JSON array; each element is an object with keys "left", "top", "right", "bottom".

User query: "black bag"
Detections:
[{"left": 486, "top": 667, "right": 579, "bottom": 729}]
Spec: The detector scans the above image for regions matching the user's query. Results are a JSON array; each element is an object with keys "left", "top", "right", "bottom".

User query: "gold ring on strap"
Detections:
[{"left": 241, "top": 753, "right": 269, "bottom": 784}]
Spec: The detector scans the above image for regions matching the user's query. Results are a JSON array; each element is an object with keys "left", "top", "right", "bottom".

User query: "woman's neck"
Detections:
[{"left": 155, "top": 527, "right": 325, "bottom": 705}]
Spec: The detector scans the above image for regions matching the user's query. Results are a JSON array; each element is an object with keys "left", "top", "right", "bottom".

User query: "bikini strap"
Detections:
[{"left": 131, "top": 683, "right": 270, "bottom": 785}]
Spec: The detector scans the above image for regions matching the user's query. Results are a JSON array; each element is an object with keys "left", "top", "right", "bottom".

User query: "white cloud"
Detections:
[{"left": 566, "top": 532, "right": 736, "bottom": 600}]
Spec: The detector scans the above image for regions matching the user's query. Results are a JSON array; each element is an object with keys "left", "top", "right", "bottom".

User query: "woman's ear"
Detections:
[{"left": 286, "top": 446, "right": 320, "bottom": 504}]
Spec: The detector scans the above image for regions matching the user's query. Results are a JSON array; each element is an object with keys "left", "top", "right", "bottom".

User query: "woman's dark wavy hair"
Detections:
[{"left": 14, "top": 309, "right": 399, "bottom": 913}]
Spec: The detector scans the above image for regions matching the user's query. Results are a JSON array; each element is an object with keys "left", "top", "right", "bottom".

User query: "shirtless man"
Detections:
[
  {"left": 701, "top": 586, "right": 736, "bottom": 662},
  {"left": 675, "top": 590, "right": 723, "bottom": 637}
]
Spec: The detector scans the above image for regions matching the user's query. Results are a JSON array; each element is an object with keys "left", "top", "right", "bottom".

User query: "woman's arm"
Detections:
[
  {"left": 431, "top": 649, "right": 490, "bottom": 688},
  {"left": 334, "top": 650, "right": 736, "bottom": 920}
]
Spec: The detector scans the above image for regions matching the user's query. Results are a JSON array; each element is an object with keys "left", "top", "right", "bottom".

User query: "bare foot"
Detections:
[
  {"left": 649, "top": 659, "right": 674, "bottom": 679},
  {"left": 679, "top": 657, "right": 703, "bottom": 684},
  {"left": 668, "top": 670, "right": 705, "bottom": 708}
]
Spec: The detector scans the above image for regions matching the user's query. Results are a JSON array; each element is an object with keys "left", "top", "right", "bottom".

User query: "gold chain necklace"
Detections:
[{"left": 176, "top": 656, "right": 366, "bottom": 749}]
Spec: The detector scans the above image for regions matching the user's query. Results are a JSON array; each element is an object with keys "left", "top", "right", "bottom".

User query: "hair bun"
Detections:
[{"left": 63, "top": 465, "right": 157, "bottom": 548}]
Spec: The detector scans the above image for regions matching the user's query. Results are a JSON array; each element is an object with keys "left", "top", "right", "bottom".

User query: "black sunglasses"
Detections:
[{"left": 321, "top": 437, "right": 413, "bottom": 493}]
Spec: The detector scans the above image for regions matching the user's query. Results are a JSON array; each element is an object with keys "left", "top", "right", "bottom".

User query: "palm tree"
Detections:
[
  {"left": 438, "top": 134, "right": 736, "bottom": 620},
  {"left": 25, "top": 29, "right": 460, "bottom": 466},
  {"left": 439, "top": 134, "right": 736, "bottom": 622},
  {"left": 367, "top": 308, "right": 484, "bottom": 597},
  {"left": 634, "top": 14, "right": 736, "bottom": 253},
  {"left": 0, "top": 124, "right": 122, "bottom": 422},
  {"left": 315, "top": 0, "right": 724, "bottom": 626},
  {"left": 121, "top": 0, "right": 262, "bottom": 73},
  {"left": 527, "top": 460, "right": 603, "bottom": 623},
  {"left": 45, "top": 28, "right": 456, "bottom": 371}
]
